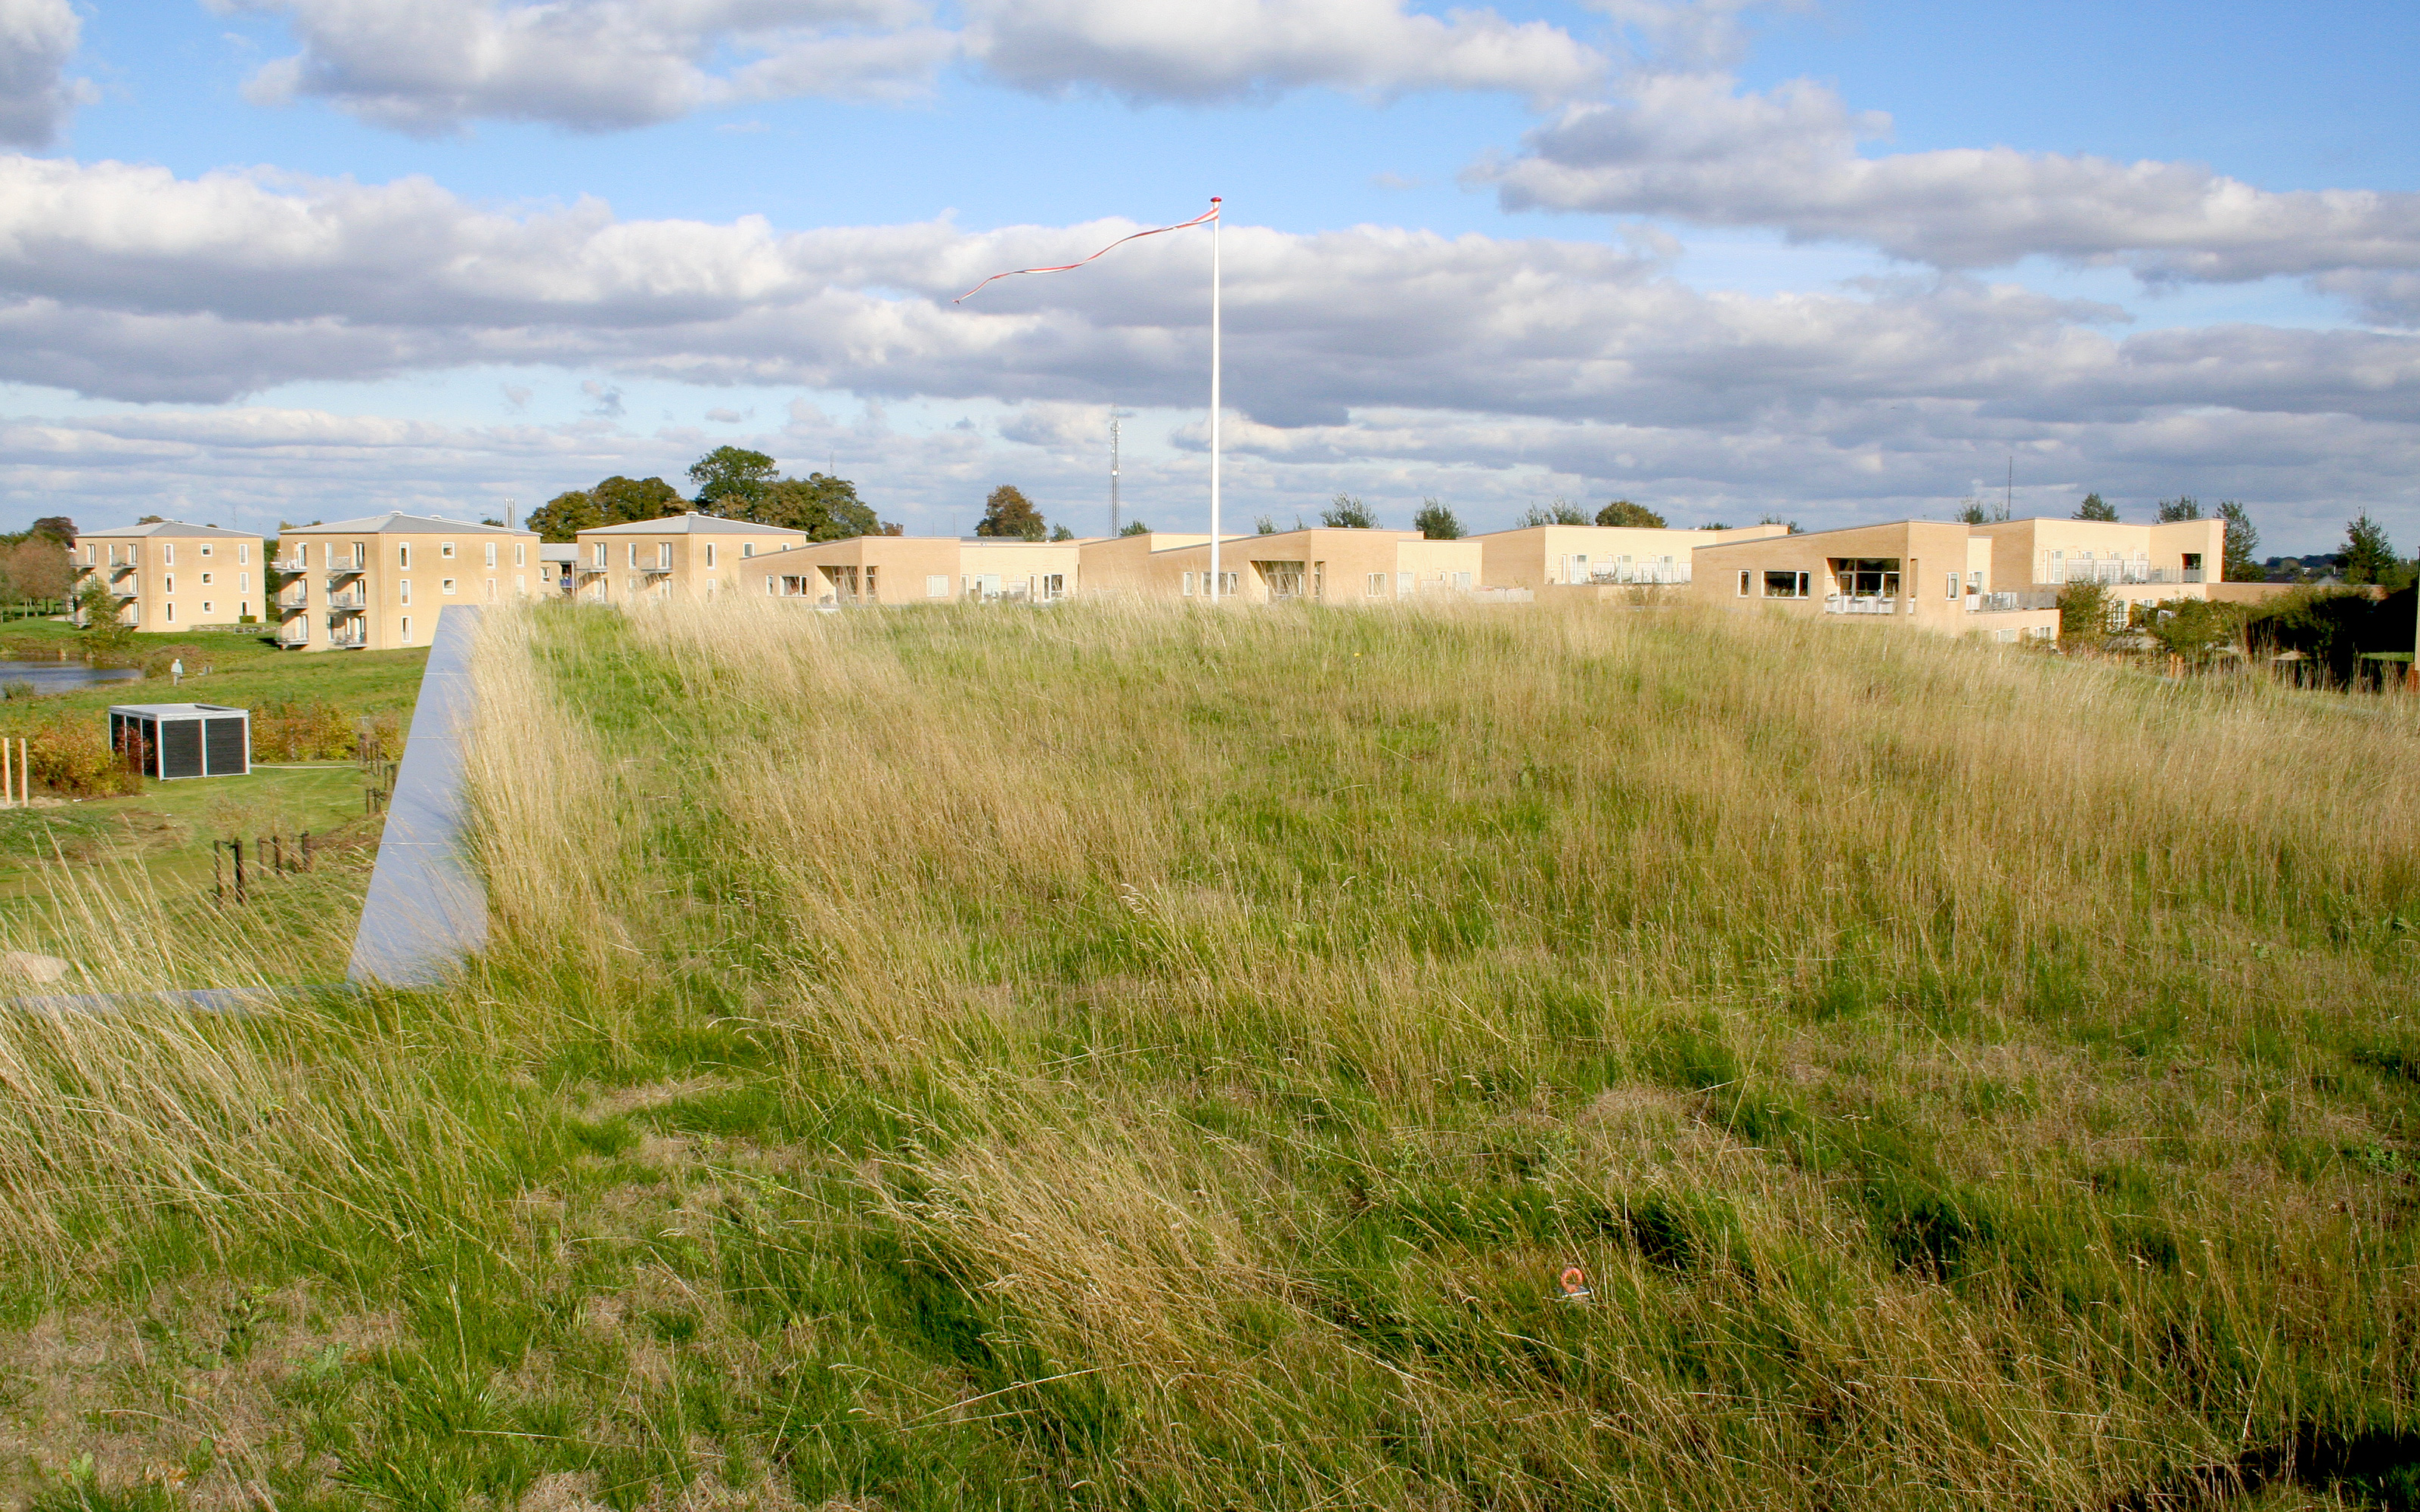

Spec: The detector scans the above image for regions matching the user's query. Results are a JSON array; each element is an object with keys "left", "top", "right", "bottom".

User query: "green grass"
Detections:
[
  {"left": 0, "top": 764, "right": 374, "bottom": 900},
  {"left": 0, "top": 597, "right": 2414, "bottom": 1510}
]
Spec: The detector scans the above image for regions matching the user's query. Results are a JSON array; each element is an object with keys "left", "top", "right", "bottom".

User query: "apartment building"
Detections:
[
  {"left": 959, "top": 538, "right": 1085, "bottom": 602},
  {"left": 571, "top": 516, "right": 814, "bottom": 603},
  {"left": 275, "top": 513, "right": 541, "bottom": 650},
  {"left": 70, "top": 522, "right": 267, "bottom": 632},
  {"left": 1968, "top": 516, "right": 2230, "bottom": 625},
  {"left": 1092, "top": 528, "right": 1487, "bottom": 603},
  {"left": 1690, "top": 520, "right": 2047, "bottom": 639},
  {"left": 1477, "top": 522, "right": 1792, "bottom": 593}
]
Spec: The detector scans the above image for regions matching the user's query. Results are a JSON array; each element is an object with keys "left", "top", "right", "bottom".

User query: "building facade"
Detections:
[
  {"left": 1476, "top": 522, "right": 1792, "bottom": 593},
  {"left": 70, "top": 522, "right": 268, "bottom": 633},
  {"left": 571, "top": 516, "right": 816, "bottom": 603},
  {"left": 275, "top": 513, "right": 541, "bottom": 650},
  {"left": 1090, "top": 528, "right": 1487, "bottom": 603}
]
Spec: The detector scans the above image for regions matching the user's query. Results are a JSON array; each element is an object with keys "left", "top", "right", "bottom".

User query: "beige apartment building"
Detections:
[
  {"left": 275, "top": 513, "right": 541, "bottom": 650},
  {"left": 1095, "top": 528, "right": 1487, "bottom": 603},
  {"left": 572, "top": 516, "right": 816, "bottom": 603},
  {"left": 1689, "top": 514, "right": 2242, "bottom": 640},
  {"left": 1477, "top": 522, "right": 1792, "bottom": 593},
  {"left": 70, "top": 522, "right": 268, "bottom": 632}
]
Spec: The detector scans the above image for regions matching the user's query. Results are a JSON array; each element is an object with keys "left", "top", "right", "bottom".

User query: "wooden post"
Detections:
[
  {"left": 301, "top": 830, "right": 312, "bottom": 872},
  {"left": 18, "top": 737, "right": 25, "bottom": 806},
  {"left": 213, "top": 840, "right": 222, "bottom": 901},
  {"left": 233, "top": 838, "right": 244, "bottom": 903},
  {"left": 2, "top": 734, "right": 11, "bottom": 811}
]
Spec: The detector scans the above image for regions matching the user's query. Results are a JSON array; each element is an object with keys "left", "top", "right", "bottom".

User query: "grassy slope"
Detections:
[{"left": 1, "top": 598, "right": 2415, "bottom": 1510}]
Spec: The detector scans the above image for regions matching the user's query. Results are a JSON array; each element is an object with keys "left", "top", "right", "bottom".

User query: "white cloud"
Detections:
[
  {"left": 1475, "top": 71, "right": 2420, "bottom": 299},
  {"left": 228, "top": 0, "right": 954, "bottom": 135},
  {"left": 225, "top": 0, "right": 1600, "bottom": 133},
  {"left": 0, "top": 0, "right": 88, "bottom": 147},
  {"left": 0, "top": 154, "right": 2411, "bottom": 547},
  {"left": 965, "top": 0, "right": 1603, "bottom": 107}
]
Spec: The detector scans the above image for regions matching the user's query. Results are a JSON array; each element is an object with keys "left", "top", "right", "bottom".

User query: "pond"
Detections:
[{"left": 0, "top": 659, "right": 144, "bottom": 694}]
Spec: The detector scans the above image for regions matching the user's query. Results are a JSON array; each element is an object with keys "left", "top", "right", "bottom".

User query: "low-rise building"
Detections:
[
  {"left": 1969, "top": 516, "right": 2227, "bottom": 626},
  {"left": 275, "top": 513, "right": 541, "bottom": 650},
  {"left": 571, "top": 516, "right": 815, "bottom": 603},
  {"left": 70, "top": 522, "right": 267, "bottom": 633},
  {"left": 1691, "top": 520, "right": 2059, "bottom": 640},
  {"left": 1476, "top": 522, "right": 1791, "bottom": 593},
  {"left": 1089, "top": 528, "right": 1486, "bottom": 603}
]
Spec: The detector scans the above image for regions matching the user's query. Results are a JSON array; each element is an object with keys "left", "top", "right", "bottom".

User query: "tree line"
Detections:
[{"left": 526, "top": 448, "right": 901, "bottom": 543}]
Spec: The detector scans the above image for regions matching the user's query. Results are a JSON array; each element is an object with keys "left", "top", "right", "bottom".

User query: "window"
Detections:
[
  {"left": 82, "top": 544, "right": 93, "bottom": 565},
  {"left": 200, "top": 545, "right": 213, "bottom": 559},
  {"left": 401, "top": 616, "right": 411, "bottom": 643},
  {"left": 514, "top": 574, "right": 526, "bottom": 594},
  {"left": 200, "top": 572, "right": 213, "bottom": 586},
  {"left": 1763, "top": 571, "right": 1810, "bottom": 599},
  {"left": 1183, "top": 572, "right": 1196, "bottom": 596},
  {"left": 926, "top": 574, "right": 949, "bottom": 598},
  {"left": 1397, "top": 572, "right": 1413, "bottom": 594},
  {"left": 442, "top": 578, "right": 457, "bottom": 595},
  {"left": 628, "top": 543, "right": 638, "bottom": 567},
  {"left": 1837, "top": 559, "right": 1900, "bottom": 598},
  {"left": 399, "top": 579, "right": 411, "bottom": 605},
  {"left": 593, "top": 542, "right": 607, "bottom": 566},
  {"left": 657, "top": 543, "right": 672, "bottom": 570},
  {"left": 1946, "top": 573, "right": 1960, "bottom": 600},
  {"left": 485, "top": 542, "right": 496, "bottom": 567},
  {"left": 742, "top": 542, "right": 755, "bottom": 559},
  {"left": 238, "top": 544, "right": 249, "bottom": 564},
  {"left": 1366, "top": 572, "right": 1385, "bottom": 596},
  {"left": 1041, "top": 574, "right": 1064, "bottom": 600},
  {"left": 486, "top": 579, "right": 498, "bottom": 602},
  {"left": 765, "top": 575, "right": 775, "bottom": 595},
  {"left": 201, "top": 601, "right": 213, "bottom": 615},
  {"left": 399, "top": 544, "right": 411, "bottom": 568},
  {"left": 352, "top": 542, "right": 365, "bottom": 568},
  {"left": 164, "top": 544, "right": 175, "bottom": 565},
  {"left": 238, "top": 572, "right": 248, "bottom": 592},
  {"left": 441, "top": 541, "right": 456, "bottom": 559},
  {"left": 513, "top": 544, "right": 525, "bottom": 566},
  {"left": 166, "top": 603, "right": 175, "bottom": 622},
  {"left": 706, "top": 544, "right": 718, "bottom": 568},
  {"left": 1738, "top": 569, "right": 1751, "bottom": 596},
  {"left": 164, "top": 575, "right": 175, "bottom": 593}
]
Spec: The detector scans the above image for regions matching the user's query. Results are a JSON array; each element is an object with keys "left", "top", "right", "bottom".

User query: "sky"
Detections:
[{"left": 0, "top": 0, "right": 2415, "bottom": 553}]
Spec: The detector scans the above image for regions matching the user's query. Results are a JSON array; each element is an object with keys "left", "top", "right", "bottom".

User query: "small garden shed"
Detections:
[{"left": 110, "top": 703, "right": 251, "bottom": 780}]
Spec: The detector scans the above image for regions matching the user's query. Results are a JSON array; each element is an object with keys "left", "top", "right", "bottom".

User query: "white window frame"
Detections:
[
  {"left": 442, "top": 541, "right": 456, "bottom": 559},
  {"left": 1366, "top": 572, "right": 1385, "bottom": 596},
  {"left": 442, "top": 578, "right": 457, "bottom": 596},
  {"left": 1737, "top": 569, "right": 1751, "bottom": 596},
  {"left": 1182, "top": 572, "right": 1196, "bottom": 596},
  {"left": 399, "top": 544, "right": 411, "bottom": 569},
  {"left": 706, "top": 543, "right": 718, "bottom": 568},
  {"left": 200, "top": 572, "right": 213, "bottom": 586},
  {"left": 163, "top": 544, "right": 175, "bottom": 565},
  {"left": 485, "top": 542, "right": 497, "bottom": 568},
  {"left": 399, "top": 579, "right": 411, "bottom": 606},
  {"left": 926, "top": 574, "right": 948, "bottom": 598},
  {"left": 1946, "top": 573, "right": 1959, "bottom": 600},
  {"left": 164, "top": 574, "right": 175, "bottom": 593},
  {"left": 200, "top": 544, "right": 213, "bottom": 559},
  {"left": 401, "top": 615, "right": 411, "bottom": 643}
]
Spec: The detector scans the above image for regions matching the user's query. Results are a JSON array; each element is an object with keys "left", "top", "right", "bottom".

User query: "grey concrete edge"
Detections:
[{"left": 346, "top": 605, "right": 489, "bottom": 987}]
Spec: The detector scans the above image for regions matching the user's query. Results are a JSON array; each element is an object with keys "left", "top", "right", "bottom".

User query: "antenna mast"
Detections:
[
  {"left": 2004, "top": 456, "right": 2013, "bottom": 522},
  {"left": 1109, "top": 406, "right": 1131, "bottom": 535}
]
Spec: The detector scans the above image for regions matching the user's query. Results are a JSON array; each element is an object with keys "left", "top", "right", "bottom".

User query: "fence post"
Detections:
[
  {"left": 302, "top": 830, "right": 312, "bottom": 872},
  {"left": 233, "top": 837, "right": 244, "bottom": 903},
  {"left": 213, "top": 840, "right": 222, "bottom": 901}
]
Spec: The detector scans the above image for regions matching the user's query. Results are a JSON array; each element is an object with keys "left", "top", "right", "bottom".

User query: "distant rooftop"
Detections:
[
  {"left": 77, "top": 521, "right": 263, "bottom": 540},
  {"left": 579, "top": 515, "right": 810, "bottom": 537},
  {"left": 281, "top": 512, "right": 536, "bottom": 537}
]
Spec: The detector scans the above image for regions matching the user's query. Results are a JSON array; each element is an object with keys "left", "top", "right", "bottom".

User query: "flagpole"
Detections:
[{"left": 1208, "top": 197, "right": 1223, "bottom": 605}]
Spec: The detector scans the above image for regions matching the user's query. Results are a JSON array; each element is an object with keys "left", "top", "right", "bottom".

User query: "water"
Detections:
[{"left": 0, "top": 659, "right": 143, "bottom": 693}]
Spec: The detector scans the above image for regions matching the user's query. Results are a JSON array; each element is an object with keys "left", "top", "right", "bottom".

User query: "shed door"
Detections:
[
  {"left": 203, "top": 717, "right": 248, "bottom": 776},
  {"left": 159, "top": 719, "right": 204, "bottom": 779}
]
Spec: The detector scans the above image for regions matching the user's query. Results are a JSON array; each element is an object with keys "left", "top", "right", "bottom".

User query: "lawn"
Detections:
[
  {"left": 0, "top": 762, "right": 374, "bottom": 901},
  {"left": 0, "top": 596, "right": 2413, "bottom": 1510}
]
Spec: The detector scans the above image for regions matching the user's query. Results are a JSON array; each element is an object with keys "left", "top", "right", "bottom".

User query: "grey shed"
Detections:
[{"left": 109, "top": 703, "right": 251, "bottom": 779}]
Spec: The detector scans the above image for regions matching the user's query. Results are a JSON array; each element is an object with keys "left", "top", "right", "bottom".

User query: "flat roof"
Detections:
[{"left": 109, "top": 702, "right": 248, "bottom": 717}]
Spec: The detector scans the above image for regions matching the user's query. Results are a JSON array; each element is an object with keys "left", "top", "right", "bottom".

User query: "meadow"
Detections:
[{"left": 0, "top": 595, "right": 2414, "bottom": 1510}]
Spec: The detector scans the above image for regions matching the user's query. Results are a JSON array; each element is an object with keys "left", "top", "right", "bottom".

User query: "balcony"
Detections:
[
  {"left": 328, "top": 593, "right": 366, "bottom": 612},
  {"left": 326, "top": 565, "right": 365, "bottom": 587},
  {"left": 1826, "top": 594, "right": 1901, "bottom": 615},
  {"left": 1966, "top": 588, "right": 2062, "bottom": 614},
  {"left": 1580, "top": 563, "right": 1692, "bottom": 586},
  {"left": 2037, "top": 559, "right": 2206, "bottom": 587},
  {"left": 275, "top": 626, "right": 311, "bottom": 646}
]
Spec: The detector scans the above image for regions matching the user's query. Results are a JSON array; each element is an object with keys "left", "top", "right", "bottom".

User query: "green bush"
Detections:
[
  {"left": 24, "top": 715, "right": 139, "bottom": 798},
  {"left": 250, "top": 700, "right": 388, "bottom": 761}
]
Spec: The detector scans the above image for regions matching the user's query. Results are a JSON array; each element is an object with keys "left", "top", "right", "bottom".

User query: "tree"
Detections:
[
  {"left": 1519, "top": 500, "right": 1590, "bottom": 527},
  {"left": 1119, "top": 520, "right": 1151, "bottom": 536},
  {"left": 687, "top": 447, "right": 779, "bottom": 514},
  {"left": 27, "top": 516, "right": 73, "bottom": 541},
  {"left": 2156, "top": 496, "right": 2201, "bottom": 522},
  {"left": 1596, "top": 499, "right": 1665, "bottom": 528},
  {"left": 1049, "top": 524, "right": 1075, "bottom": 541},
  {"left": 74, "top": 579, "right": 132, "bottom": 654},
  {"left": 2142, "top": 596, "right": 2243, "bottom": 661},
  {"left": 753, "top": 475, "right": 881, "bottom": 541},
  {"left": 2216, "top": 501, "right": 2260, "bottom": 581},
  {"left": 0, "top": 538, "right": 71, "bottom": 605},
  {"left": 977, "top": 485, "right": 1047, "bottom": 541},
  {"left": 1758, "top": 513, "right": 1804, "bottom": 534},
  {"left": 2056, "top": 581, "right": 2113, "bottom": 646},
  {"left": 1413, "top": 499, "right": 1463, "bottom": 540},
  {"left": 1253, "top": 515, "right": 1277, "bottom": 535},
  {"left": 526, "top": 475, "right": 683, "bottom": 542},
  {"left": 1322, "top": 494, "right": 1378, "bottom": 528},
  {"left": 2074, "top": 493, "right": 2119, "bottom": 522},
  {"left": 2343, "top": 513, "right": 2396, "bottom": 584},
  {"left": 135, "top": 514, "right": 166, "bottom": 525}
]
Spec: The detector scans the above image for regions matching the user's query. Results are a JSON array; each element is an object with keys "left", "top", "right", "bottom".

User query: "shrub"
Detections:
[
  {"left": 23, "top": 715, "right": 140, "bottom": 798},
  {"left": 250, "top": 700, "right": 388, "bottom": 761},
  {"left": 2057, "top": 581, "right": 2112, "bottom": 647}
]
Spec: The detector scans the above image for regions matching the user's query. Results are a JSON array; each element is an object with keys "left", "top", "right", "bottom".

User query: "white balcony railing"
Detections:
[
  {"left": 2038, "top": 558, "right": 2207, "bottom": 587},
  {"left": 1826, "top": 594, "right": 1900, "bottom": 615},
  {"left": 1580, "top": 563, "right": 1692, "bottom": 586}
]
